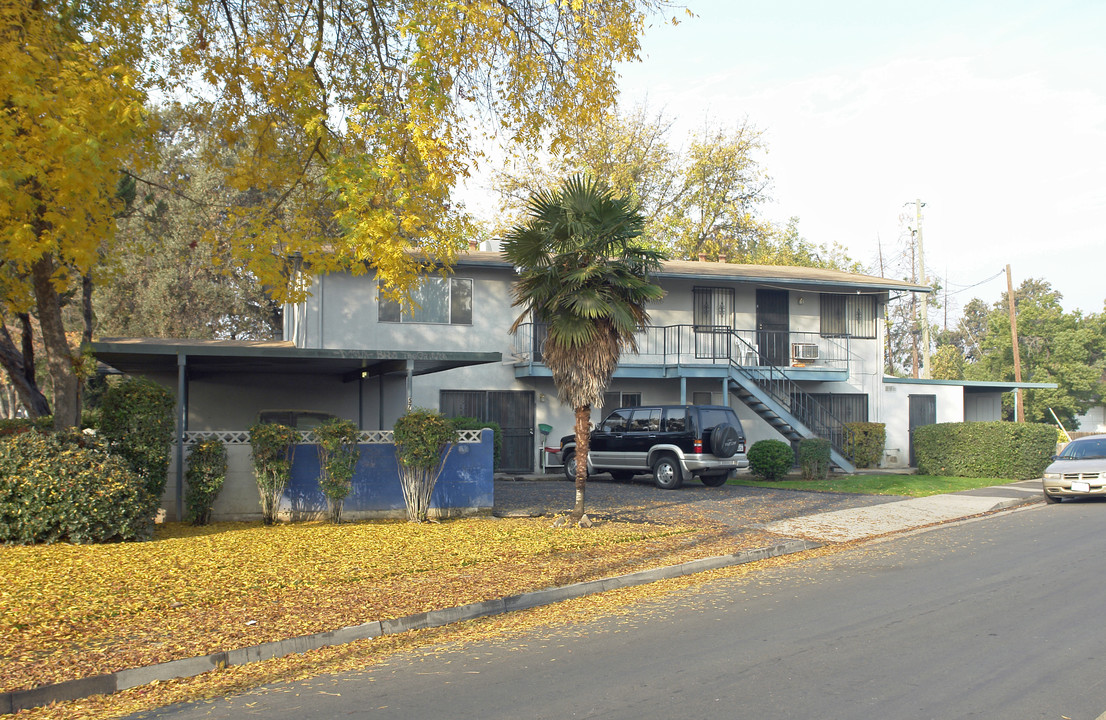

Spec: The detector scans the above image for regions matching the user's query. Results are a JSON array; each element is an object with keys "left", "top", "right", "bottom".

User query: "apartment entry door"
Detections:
[
  {"left": 756, "top": 289, "right": 789, "bottom": 366},
  {"left": 440, "top": 390, "right": 536, "bottom": 473},
  {"left": 908, "top": 394, "right": 937, "bottom": 467}
]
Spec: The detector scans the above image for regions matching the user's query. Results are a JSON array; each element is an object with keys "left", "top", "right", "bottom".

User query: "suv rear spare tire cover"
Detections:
[{"left": 709, "top": 423, "right": 741, "bottom": 459}]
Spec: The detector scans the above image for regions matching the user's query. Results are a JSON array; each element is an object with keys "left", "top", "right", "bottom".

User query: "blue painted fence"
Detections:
[{"left": 279, "top": 429, "right": 495, "bottom": 519}]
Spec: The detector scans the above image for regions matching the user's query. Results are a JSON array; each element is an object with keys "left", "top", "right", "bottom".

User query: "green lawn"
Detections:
[{"left": 730, "top": 474, "right": 1015, "bottom": 497}]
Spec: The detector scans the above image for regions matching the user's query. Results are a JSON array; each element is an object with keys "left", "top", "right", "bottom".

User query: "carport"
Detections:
[{"left": 91, "top": 338, "right": 501, "bottom": 519}]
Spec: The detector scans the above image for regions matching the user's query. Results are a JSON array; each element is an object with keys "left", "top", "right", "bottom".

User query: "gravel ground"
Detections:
[{"left": 493, "top": 473, "right": 904, "bottom": 531}]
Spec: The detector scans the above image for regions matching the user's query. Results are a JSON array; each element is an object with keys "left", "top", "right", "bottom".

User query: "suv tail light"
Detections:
[{"left": 694, "top": 438, "right": 702, "bottom": 453}]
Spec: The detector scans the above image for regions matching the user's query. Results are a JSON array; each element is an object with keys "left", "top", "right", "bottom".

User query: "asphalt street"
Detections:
[{"left": 132, "top": 498, "right": 1106, "bottom": 720}]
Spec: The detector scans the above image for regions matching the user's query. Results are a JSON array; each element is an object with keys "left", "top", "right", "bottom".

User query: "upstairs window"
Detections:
[
  {"left": 820, "top": 294, "right": 877, "bottom": 338},
  {"left": 378, "top": 277, "right": 473, "bottom": 325}
]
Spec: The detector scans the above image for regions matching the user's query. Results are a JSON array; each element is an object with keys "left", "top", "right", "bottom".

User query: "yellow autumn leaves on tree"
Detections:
[{"left": 1, "top": 0, "right": 674, "bottom": 427}]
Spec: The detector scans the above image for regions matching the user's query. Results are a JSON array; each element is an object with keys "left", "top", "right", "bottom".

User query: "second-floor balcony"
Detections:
[{"left": 511, "top": 324, "right": 855, "bottom": 381}]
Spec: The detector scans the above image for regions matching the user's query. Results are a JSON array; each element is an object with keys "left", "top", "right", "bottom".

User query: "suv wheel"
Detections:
[
  {"left": 562, "top": 450, "right": 578, "bottom": 481},
  {"left": 652, "top": 455, "right": 683, "bottom": 490},
  {"left": 708, "top": 423, "right": 741, "bottom": 459}
]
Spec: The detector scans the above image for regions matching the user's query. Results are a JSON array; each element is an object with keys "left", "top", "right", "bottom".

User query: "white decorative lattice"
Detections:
[
  {"left": 180, "top": 431, "right": 252, "bottom": 446},
  {"left": 179, "top": 428, "right": 484, "bottom": 445}
]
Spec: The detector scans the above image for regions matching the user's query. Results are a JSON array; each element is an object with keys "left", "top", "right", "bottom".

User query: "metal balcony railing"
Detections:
[
  {"left": 512, "top": 323, "right": 851, "bottom": 371},
  {"left": 512, "top": 323, "right": 857, "bottom": 467}
]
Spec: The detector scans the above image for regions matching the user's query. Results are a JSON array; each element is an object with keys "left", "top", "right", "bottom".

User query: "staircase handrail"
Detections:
[{"left": 727, "top": 331, "right": 857, "bottom": 460}]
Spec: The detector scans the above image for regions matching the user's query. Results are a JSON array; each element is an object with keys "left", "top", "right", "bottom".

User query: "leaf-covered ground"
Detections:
[{"left": 2, "top": 515, "right": 777, "bottom": 699}]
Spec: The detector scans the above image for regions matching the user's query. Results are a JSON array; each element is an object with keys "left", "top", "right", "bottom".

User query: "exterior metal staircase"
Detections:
[{"left": 727, "top": 334, "right": 857, "bottom": 473}]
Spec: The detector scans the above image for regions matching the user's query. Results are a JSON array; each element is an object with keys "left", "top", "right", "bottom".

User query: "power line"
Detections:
[{"left": 942, "top": 270, "right": 1006, "bottom": 298}]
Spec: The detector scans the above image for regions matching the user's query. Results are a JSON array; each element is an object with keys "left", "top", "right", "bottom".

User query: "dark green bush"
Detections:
[
  {"left": 448, "top": 416, "right": 502, "bottom": 469},
  {"left": 185, "top": 439, "right": 227, "bottom": 526},
  {"left": 747, "top": 439, "right": 794, "bottom": 481},
  {"left": 0, "top": 419, "right": 33, "bottom": 437},
  {"left": 315, "top": 418, "right": 360, "bottom": 523},
  {"left": 843, "top": 422, "right": 885, "bottom": 468},
  {"left": 913, "top": 421, "right": 1056, "bottom": 479},
  {"left": 249, "top": 422, "right": 300, "bottom": 525},
  {"left": 798, "top": 438, "right": 831, "bottom": 481},
  {"left": 99, "top": 378, "right": 175, "bottom": 512},
  {"left": 0, "top": 431, "right": 152, "bottom": 544}
]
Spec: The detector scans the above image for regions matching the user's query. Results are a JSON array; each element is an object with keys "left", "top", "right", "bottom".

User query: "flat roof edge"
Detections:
[{"left": 883, "top": 377, "right": 1058, "bottom": 390}]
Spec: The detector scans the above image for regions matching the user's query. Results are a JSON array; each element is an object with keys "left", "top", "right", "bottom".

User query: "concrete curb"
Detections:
[{"left": 0, "top": 539, "right": 820, "bottom": 714}]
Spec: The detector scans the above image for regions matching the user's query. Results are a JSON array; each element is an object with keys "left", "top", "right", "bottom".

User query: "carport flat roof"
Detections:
[
  {"left": 883, "top": 377, "right": 1057, "bottom": 393},
  {"left": 91, "top": 338, "right": 501, "bottom": 379}
]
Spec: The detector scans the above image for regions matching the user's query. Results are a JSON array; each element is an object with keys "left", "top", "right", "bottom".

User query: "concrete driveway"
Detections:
[{"left": 493, "top": 474, "right": 903, "bottom": 531}]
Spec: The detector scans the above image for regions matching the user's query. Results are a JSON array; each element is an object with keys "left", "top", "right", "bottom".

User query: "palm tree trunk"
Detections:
[{"left": 571, "top": 404, "right": 591, "bottom": 520}]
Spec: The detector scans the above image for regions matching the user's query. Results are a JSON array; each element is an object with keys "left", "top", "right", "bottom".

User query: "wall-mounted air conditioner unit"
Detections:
[{"left": 792, "top": 343, "right": 819, "bottom": 361}]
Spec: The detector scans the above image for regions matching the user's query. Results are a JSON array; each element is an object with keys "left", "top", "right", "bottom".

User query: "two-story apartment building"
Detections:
[
  {"left": 276, "top": 250, "right": 1048, "bottom": 473},
  {"left": 94, "top": 249, "right": 1053, "bottom": 493}
]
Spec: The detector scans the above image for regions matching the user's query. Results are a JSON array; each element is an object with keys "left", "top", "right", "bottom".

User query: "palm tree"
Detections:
[{"left": 502, "top": 175, "right": 665, "bottom": 521}]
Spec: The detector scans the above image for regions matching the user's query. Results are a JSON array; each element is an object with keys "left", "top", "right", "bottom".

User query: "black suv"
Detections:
[{"left": 558, "top": 405, "right": 748, "bottom": 489}]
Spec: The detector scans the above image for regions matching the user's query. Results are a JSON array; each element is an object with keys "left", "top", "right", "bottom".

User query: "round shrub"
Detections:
[
  {"left": 185, "top": 439, "right": 228, "bottom": 526},
  {"left": 0, "top": 431, "right": 153, "bottom": 544},
  {"left": 747, "top": 439, "right": 794, "bottom": 481}
]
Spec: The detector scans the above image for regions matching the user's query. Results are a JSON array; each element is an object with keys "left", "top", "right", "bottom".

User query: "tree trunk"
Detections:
[
  {"left": 571, "top": 403, "right": 591, "bottom": 521},
  {"left": 81, "top": 273, "right": 94, "bottom": 345},
  {"left": 0, "top": 321, "right": 51, "bottom": 417},
  {"left": 31, "top": 254, "right": 79, "bottom": 428},
  {"left": 19, "top": 313, "right": 36, "bottom": 388}
]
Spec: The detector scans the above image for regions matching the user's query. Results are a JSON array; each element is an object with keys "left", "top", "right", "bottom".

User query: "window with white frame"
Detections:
[
  {"left": 820, "top": 294, "right": 877, "bottom": 338},
  {"left": 378, "top": 277, "right": 473, "bottom": 325}
]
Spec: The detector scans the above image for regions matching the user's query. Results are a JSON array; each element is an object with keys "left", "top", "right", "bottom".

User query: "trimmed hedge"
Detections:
[
  {"left": 844, "top": 422, "right": 885, "bottom": 469},
  {"left": 913, "top": 421, "right": 1057, "bottom": 479},
  {"left": 449, "top": 417, "right": 502, "bottom": 470},
  {"left": 99, "top": 378, "right": 175, "bottom": 511},
  {"left": 748, "top": 439, "right": 794, "bottom": 481},
  {"left": 0, "top": 431, "right": 153, "bottom": 544},
  {"left": 798, "top": 438, "right": 831, "bottom": 481}
]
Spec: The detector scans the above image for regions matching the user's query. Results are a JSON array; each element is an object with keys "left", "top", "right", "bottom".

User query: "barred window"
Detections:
[{"left": 820, "top": 294, "right": 877, "bottom": 338}]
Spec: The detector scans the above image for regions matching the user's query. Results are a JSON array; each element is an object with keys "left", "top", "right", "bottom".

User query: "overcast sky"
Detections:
[{"left": 607, "top": 0, "right": 1106, "bottom": 319}]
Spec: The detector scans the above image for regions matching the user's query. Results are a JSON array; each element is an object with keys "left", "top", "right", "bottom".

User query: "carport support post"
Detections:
[
  {"left": 680, "top": 376, "right": 687, "bottom": 405},
  {"left": 405, "top": 358, "right": 414, "bottom": 411},
  {"left": 175, "top": 352, "right": 187, "bottom": 522}
]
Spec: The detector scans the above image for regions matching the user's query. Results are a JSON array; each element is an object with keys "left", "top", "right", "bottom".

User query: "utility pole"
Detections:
[
  {"left": 877, "top": 235, "right": 893, "bottom": 374},
  {"left": 916, "top": 199, "right": 930, "bottom": 378},
  {"left": 1006, "top": 264, "right": 1025, "bottom": 422}
]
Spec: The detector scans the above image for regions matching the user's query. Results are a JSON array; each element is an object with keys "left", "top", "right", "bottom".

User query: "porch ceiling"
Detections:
[{"left": 91, "top": 338, "right": 501, "bottom": 379}]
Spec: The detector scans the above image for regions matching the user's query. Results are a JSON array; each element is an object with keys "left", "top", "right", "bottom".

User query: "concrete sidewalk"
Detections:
[{"left": 763, "top": 479, "right": 1044, "bottom": 542}]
